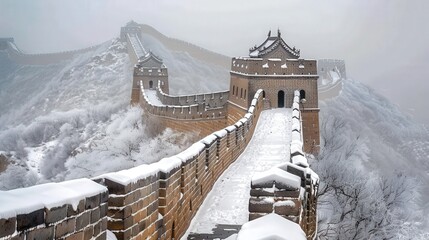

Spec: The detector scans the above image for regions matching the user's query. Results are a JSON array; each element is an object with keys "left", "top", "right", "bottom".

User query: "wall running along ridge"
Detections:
[
  {"left": 0, "top": 90, "right": 264, "bottom": 240},
  {"left": 140, "top": 82, "right": 230, "bottom": 137},
  {"left": 4, "top": 41, "right": 101, "bottom": 65}
]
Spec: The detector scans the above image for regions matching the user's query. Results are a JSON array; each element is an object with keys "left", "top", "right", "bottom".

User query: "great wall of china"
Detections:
[
  {"left": 0, "top": 22, "right": 339, "bottom": 239},
  {"left": 0, "top": 38, "right": 102, "bottom": 65}
]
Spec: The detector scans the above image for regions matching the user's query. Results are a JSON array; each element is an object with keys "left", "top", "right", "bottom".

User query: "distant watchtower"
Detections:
[
  {"left": 131, "top": 52, "right": 169, "bottom": 105},
  {"left": 228, "top": 30, "right": 320, "bottom": 152},
  {"left": 0, "top": 38, "right": 14, "bottom": 51},
  {"left": 120, "top": 20, "right": 141, "bottom": 42}
]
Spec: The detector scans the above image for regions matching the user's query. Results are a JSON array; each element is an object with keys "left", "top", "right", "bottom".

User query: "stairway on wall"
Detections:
[{"left": 184, "top": 108, "right": 292, "bottom": 239}]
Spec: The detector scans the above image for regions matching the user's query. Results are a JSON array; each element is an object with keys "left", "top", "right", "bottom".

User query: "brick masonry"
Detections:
[
  {"left": 0, "top": 181, "right": 109, "bottom": 240},
  {"left": 92, "top": 90, "right": 264, "bottom": 240}
]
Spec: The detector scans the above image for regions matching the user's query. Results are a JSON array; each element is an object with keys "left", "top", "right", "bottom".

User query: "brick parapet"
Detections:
[
  {"left": 93, "top": 89, "right": 265, "bottom": 240},
  {"left": 231, "top": 58, "right": 317, "bottom": 77},
  {"left": 140, "top": 84, "right": 227, "bottom": 121},
  {"left": 0, "top": 90, "right": 264, "bottom": 240},
  {"left": 246, "top": 90, "right": 319, "bottom": 240},
  {"left": 156, "top": 81, "right": 229, "bottom": 108},
  {"left": 0, "top": 179, "right": 108, "bottom": 240}
]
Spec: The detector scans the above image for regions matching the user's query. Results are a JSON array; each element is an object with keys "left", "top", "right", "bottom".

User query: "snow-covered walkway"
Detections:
[
  {"left": 183, "top": 108, "right": 292, "bottom": 239},
  {"left": 145, "top": 89, "right": 164, "bottom": 106}
]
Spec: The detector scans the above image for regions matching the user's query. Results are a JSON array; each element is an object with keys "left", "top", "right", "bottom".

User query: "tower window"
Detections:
[
  {"left": 244, "top": 89, "right": 247, "bottom": 99},
  {"left": 240, "top": 88, "right": 243, "bottom": 98}
]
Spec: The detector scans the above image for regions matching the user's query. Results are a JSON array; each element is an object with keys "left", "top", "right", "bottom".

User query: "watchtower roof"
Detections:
[
  {"left": 249, "top": 30, "right": 300, "bottom": 59},
  {"left": 137, "top": 52, "right": 166, "bottom": 68}
]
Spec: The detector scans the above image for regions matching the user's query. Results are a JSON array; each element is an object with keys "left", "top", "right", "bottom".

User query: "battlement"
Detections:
[
  {"left": 0, "top": 89, "right": 265, "bottom": 240},
  {"left": 246, "top": 90, "right": 319, "bottom": 239},
  {"left": 231, "top": 57, "right": 317, "bottom": 77},
  {"left": 0, "top": 179, "right": 108, "bottom": 239},
  {"left": 120, "top": 20, "right": 142, "bottom": 42},
  {"left": 156, "top": 81, "right": 229, "bottom": 108},
  {"left": 140, "top": 83, "right": 227, "bottom": 120}
]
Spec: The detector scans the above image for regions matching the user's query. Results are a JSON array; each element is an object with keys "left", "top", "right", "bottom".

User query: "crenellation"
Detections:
[{"left": 1, "top": 27, "right": 321, "bottom": 240}]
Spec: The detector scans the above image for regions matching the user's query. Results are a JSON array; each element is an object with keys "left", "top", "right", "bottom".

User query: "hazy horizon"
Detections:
[{"left": 1, "top": 0, "right": 428, "bottom": 123}]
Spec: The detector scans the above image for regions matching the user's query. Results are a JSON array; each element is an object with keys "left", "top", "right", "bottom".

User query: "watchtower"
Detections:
[
  {"left": 228, "top": 30, "right": 320, "bottom": 152},
  {"left": 131, "top": 52, "right": 169, "bottom": 105},
  {"left": 0, "top": 38, "right": 14, "bottom": 51},
  {"left": 120, "top": 20, "right": 141, "bottom": 42}
]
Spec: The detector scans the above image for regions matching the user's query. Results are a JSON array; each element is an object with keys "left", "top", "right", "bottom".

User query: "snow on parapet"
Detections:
[
  {"left": 291, "top": 131, "right": 301, "bottom": 142},
  {"left": 237, "top": 213, "right": 306, "bottom": 240},
  {"left": 0, "top": 178, "right": 107, "bottom": 219},
  {"left": 251, "top": 99, "right": 258, "bottom": 107},
  {"left": 213, "top": 129, "right": 228, "bottom": 138},
  {"left": 292, "top": 118, "right": 301, "bottom": 132},
  {"left": 252, "top": 167, "right": 301, "bottom": 190},
  {"left": 290, "top": 142, "right": 304, "bottom": 156},
  {"left": 292, "top": 109, "right": 300, "bottom": 119},
  {"left": 157, "top": 156, "right": 182, "bottom": 174},
  {"left": 291, "top": 155, "right": 309, "bottom": 168},
  {"left": 294, "top": 90, "right": 300, "bottom": 97},
  {"left": 176, "top": 142, "right": 206, "bottom": 163},
  {"left": 225, "top": 125, "right": 237, "bottom": 132},
  {"left": 201, "top": 134, "right": 218, "bottom": 145},
  {"left": 292, "top": 102, "right": 300, "bottom": 110},
  {"left": 100, "top": 164, "right": 158, "bottom": 186}
]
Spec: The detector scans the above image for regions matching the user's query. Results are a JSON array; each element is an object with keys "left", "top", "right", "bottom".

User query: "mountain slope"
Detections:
[
  {"left": 314, "top": 79, "right": 429, "bottom": 238},
  {"left": 139, "top": 24, "right": 230, "bottom": 94}
]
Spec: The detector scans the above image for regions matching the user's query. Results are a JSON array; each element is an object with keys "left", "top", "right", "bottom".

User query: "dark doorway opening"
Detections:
[
  {"left": 300, "top": 90, "right": 306, "bottom": 100},
  {"left": 149, "top": 80, "right": 153, "bottom": 89},
  {"left": 278, "top": 90, "right": 285, "bottom": 108}
]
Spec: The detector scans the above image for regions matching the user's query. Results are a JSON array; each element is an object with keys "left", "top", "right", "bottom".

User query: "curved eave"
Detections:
[
  {"left": 138, "top": 54, "right": 164, "bottom": 65},
  {"left": 249, "top": 37, "right": 300, "bottom": 59}
]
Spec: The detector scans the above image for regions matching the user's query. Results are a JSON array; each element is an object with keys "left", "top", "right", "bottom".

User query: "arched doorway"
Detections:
[
  {"left": 149, "top": 80, "right": 153, "bottom": 89},
  {"left": 278, "top": 90, "right": 285, "bottom": 108}
]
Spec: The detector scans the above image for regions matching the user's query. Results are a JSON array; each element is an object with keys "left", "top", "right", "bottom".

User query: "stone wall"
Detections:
[
  {"left": 156, "top": 81, "right": 229, "bottom": 108},
  {"left": 301, "top": 110, "right": 320, "bottom": 153},
  {"left": 247, "top": 90, "right": 319, "bottom": 239},
  {"left": 0, "top": 90, "right": 264, "bottom": 240},
  {"left": 6, "top": 43, "right": 100, "bottom": 65},
  {"left": 231, "top": 58, "right": 317, "bottom": 77},
  {"left": 140, "top": 84, "right": 227, "bottom": 122},
  {"left": 94, "top": 90, "right": 264, "bottom": 240},
  {"left": 0, "top": 179, "right": 108, "bottom": 240}
]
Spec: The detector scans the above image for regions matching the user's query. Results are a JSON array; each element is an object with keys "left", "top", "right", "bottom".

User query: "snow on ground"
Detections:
[
  {"left": 237, "top": 213, "right": 306, "bottom": 240},
  {"left": 25, "top": 140, "right": 57, "bottom": 178},
  {"left": 145, "top": 89, "right": 164, "bottom": 106},
  {"left": 183, "top": 108, "right": 292, "bottom": 238}
]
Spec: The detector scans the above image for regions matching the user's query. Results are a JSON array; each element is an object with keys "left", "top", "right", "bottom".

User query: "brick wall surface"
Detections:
[
  {"left": 93, "top": 90, "right": 264, "bottom": 240},
  {"left": 0, "top": 179, "right": 108, "bottom": 240}
]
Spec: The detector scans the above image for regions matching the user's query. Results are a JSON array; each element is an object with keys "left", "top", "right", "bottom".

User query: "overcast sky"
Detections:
[{"left": 1, "top": 0, "right": 429, "bottom": 122}]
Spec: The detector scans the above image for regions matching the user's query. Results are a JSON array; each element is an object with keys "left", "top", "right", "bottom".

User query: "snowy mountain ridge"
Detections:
[{"left": 0, "top": 25, "right": 428, "bottom": 238}]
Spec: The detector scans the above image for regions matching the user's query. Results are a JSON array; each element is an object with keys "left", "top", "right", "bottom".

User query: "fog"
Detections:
[{"left": 1, "top": 0, "right": 428, "bottom": 123}]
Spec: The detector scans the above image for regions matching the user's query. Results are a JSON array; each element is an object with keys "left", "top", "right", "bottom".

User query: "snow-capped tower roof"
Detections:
[
  {"left": 249, "top": 29, "right": 300, "bottom": 59},
  {"left": 137, "top": 51, "right": 166, "bottom": 68},
  {"left": 126, "top": 20, "right": 139, "bottom": 27}
]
